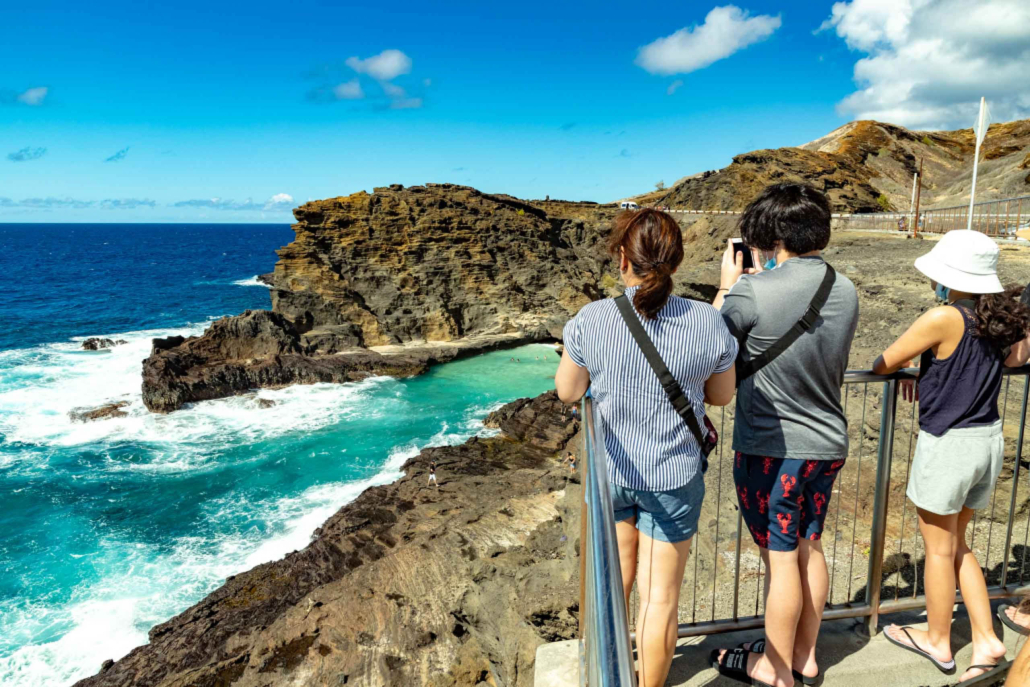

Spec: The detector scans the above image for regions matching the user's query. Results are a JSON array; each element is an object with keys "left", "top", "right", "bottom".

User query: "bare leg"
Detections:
[
  {"left": 886, "top": 508, "right": 957, "bottom": 665},
  {"left": 635, "top": 533, "right": 692, "bottom": 687},
  {"left": 955, "top": 507, "right": 1007, "bottom": 682},
  {"left": 616, "top": 518, "right": 638, "bottom": 610},
  {"left": 793, "top": 538, "right": 829, "bottom": 679},
  {"left": 748, "top": 548, "right": 803, "bottom": 687}
]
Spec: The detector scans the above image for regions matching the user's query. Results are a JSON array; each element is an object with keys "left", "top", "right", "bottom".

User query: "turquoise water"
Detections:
[{"left": 0, "top": 228, "right": 560, "bottom": 687}]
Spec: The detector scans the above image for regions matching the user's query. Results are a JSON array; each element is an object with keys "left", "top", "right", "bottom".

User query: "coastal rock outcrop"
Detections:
[
  {"left": 75, "top": 391, "right": 583, "bottom": 687},
  {"left": 82, "top": 337, "right": 126, "bottom": 350},
  {"left": 271, "top": 184, "right": 609, "bottom": 349},
  {"left": 142, "top": 185, "right": 616, "bottom": 412},
  {"left": 68, "top": 401, "right": 130, "bottom": 422}
]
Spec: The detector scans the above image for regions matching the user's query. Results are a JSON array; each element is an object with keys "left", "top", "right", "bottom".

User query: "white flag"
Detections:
[{"left": 973, "top": 97, "right": 992, "bottom": 148}]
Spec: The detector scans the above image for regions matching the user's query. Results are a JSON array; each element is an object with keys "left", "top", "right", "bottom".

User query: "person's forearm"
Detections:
[{"left": 713, "top": 287, "right": 730, "bottom": 310}]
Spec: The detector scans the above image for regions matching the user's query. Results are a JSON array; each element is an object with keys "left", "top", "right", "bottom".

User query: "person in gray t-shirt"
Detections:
[{"left": 710, "top": 184, "right": 858, "bottom": 687}]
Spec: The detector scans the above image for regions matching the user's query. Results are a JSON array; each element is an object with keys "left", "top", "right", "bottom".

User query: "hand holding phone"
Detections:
[{"left": 731, "top": 239, "right": 755, "bottom": 270}]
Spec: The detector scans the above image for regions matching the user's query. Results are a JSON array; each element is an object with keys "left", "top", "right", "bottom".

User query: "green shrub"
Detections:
[
  {"left": 516, "top": 208, "right": 525, "bottom": 216},
  {"left": 876, "top": 194, "right": 891, "bottom": 212},
  {"left": 921, "top": 136, "right": 933, "bottom": 146},
  {"left": 601, "top": 274, "right": 618, "bottom": 292}
]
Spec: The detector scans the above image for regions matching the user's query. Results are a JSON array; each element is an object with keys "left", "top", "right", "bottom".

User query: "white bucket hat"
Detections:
[{"left": 914, "top": 230, "right": 1003, "bottom": 294}]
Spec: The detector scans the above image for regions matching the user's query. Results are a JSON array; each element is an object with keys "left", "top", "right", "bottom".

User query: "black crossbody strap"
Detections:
[
  {"left": 613, "top": 294, "right": 706, "bottom": 448},
  {"left": 737, "top": 265, "right": 836, "bottom": 383}
]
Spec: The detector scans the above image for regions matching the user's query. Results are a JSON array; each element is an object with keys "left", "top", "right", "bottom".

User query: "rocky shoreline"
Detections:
[
  {"left": 75, "top": 391, "right": 583, "bottom": 687},
  {"left": 141, "top": 184, "right": 614, "bottom": 413}
]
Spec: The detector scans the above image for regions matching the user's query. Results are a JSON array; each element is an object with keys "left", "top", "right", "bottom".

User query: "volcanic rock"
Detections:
[
  {"left": 639, "top": 118, "right": 1030, "bottom": 212},
  {"left": 74, "top": 391, "right": 583, "bottom": 687},
  {"left": 142, "top": 186, "right": 617, "bottom": 412},
  {"left": 82, "top": 337, "right": 126, "bottom": 350},
  {"left": 69, "top": 401, "right": 130, "bottom": 422}
]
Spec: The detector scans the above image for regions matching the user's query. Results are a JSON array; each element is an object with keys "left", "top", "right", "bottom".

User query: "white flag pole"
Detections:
[{"left": 967, "top": 97, "right": 987, "bottom": 231}]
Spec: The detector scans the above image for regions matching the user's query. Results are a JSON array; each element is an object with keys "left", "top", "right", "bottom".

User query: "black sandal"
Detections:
[
  {"left": 737, "top": 638, "right": 823, "bottom": 686},
  {"left": 958, "top": 661, "right": 1011, "bottom": 686},
  {"left": 709, "top": 648, "right": 774, "bottom": 687},
  {"left": 883, "top": 626, "right": 956, "bottom": 674},
  {"left": 998, "top": 604, "right": 1030, "bottom": 636}
]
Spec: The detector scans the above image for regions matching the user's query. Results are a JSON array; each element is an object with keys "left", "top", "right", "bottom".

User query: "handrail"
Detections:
[
  {"left": 580, "top": 397, "right": 637, "bottom": 687},
  {"left": 578, "top": 364, "right": 1030, "bottom": 679}
]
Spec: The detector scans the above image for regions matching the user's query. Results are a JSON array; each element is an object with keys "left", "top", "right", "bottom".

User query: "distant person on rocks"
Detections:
[
  {"left": 566, "top": 451, "right": 576, "bottom": 474},
  {"left": 428, "top": 461, "right": 438, "bottom": 488},
  {"left": 556, "top": 208, "right": 737, "bottom": 687},
  {"left": 874, "top": 230, "right": 1030, "bottom": 682},
  {"left": 711, "top": 184, "right": 859, "bottom": 687}
]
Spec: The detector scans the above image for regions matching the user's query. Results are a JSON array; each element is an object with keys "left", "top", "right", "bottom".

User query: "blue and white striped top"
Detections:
[{"left": 563, "top": 287, "right": 738, "bottom": 491}]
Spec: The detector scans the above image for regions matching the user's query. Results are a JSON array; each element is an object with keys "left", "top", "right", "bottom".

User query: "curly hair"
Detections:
[{"left": 973, "top": 285, "right": 1030, "bottom": 350}]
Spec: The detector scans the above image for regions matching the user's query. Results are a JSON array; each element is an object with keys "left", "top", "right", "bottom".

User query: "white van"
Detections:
[{"left": 619, "top": 201, "right": 640, "bottom": 210}]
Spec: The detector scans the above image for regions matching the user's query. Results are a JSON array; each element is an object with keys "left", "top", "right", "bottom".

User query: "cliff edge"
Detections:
[{"left": 142, "top": 184, "right": 615, "bottom": 412}]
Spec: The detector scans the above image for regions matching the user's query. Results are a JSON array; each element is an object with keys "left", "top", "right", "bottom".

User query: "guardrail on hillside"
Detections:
[
  {"left": 579, "top": 366, "right": 1030, "bottom": 680},
  {"left": 650, "top": 196, "right": 1030, "bottom": 239}
]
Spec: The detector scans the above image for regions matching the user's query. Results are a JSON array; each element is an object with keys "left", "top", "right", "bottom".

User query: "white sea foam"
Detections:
[
  {"left": 0, "top": 325, "right": 524, "bottom": 687},
  {"left": 232, "top": 275, "right": 272, "bottom": 288}
]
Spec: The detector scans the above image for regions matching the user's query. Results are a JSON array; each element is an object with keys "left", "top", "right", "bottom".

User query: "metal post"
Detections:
[
  {"left": 864, "top": 380, "right": 898, "bottom": 636},
  {"left": 1001, "top": 379, "right": 1029, "bottom": 587},
  {"left": 912, "top": 159, "right": 923, "bottom": 238}
]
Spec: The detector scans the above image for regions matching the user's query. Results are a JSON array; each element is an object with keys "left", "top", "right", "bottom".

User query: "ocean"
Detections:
[{"left": 0, "top": 224, "right": 561, "bottom": 687}]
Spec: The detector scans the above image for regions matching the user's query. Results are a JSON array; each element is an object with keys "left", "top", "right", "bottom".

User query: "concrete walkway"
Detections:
[{"left": 536, "top": 601, "right": 1027, "bottom": 687}]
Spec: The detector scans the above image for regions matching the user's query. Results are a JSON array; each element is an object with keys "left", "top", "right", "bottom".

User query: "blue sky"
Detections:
[{"left": 2, "top": 0, "right": 1027, "bottom": 222}]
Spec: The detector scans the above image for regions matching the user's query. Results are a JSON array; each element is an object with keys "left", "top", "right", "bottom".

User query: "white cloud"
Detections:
[
  {"left": 636, "top": 6, "right": 781, "bottom": 75},
  {"left": 822, "top": 0, "right": 1030, "bottom": 129},
  {"left": 345, "top": 49, "right": 412, "bottom": 81},
  {"left": 332, "top": 79, "right": 364, "bottom": 100},
  {"left": 667, "top": 79, "right": 684, "bottom": 95},
  {"left": 267, "top": 193, "right": 294, "bottom": 206},
  {"left": 16, "top": 86, "right": 48, "bottom": 105}
]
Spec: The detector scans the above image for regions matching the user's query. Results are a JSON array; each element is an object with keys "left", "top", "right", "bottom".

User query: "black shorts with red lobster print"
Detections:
[{"left": 732, "top": 452, "right": 846, "bottom": 552}]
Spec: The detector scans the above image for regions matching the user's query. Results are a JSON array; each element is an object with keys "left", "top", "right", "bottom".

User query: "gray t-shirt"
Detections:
[{"left": 721, "top": 256, "right": 859, "bottom": 459}]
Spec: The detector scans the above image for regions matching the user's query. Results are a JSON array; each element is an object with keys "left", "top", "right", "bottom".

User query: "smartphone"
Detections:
[{"left": 731, "top": 239, "right": 755, "bottom": 270}]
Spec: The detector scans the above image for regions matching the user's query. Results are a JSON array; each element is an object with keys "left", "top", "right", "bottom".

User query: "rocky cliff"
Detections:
[
  {"left": 641, "top": 118, "right": 1030, "bottom": 212},
  {"left": 270, "top": 184, "right": 611, "bottom": 349},
  {"left": 142, "top": 185, "right": 615, "bottom": 412},
  {"left": 75, "top": 392, "right": 583, "bottom": 687}
]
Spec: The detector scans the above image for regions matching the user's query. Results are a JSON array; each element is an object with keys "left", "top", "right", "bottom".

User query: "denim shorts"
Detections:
[{"left": 610, "top": 473, "right": 705, "bottom": 544}]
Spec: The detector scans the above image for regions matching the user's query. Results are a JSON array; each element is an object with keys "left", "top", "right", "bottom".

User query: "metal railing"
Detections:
[
  {"left": 580, "top": 396, "right": 636, "bottom": 687},
  {"left": 579, "top": 366, "right": 1030, "bottom": 679},
  {"left": 833, "top": 195, "right": 1030, "bottom": 238}
]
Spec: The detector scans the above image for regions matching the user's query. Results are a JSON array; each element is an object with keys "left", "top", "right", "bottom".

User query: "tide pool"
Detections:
[{"left": 0, "top": 224, "right": 562, "bottom": 687}]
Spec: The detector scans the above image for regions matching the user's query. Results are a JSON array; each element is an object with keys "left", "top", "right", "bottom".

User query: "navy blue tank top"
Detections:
[{"left": 917, "top": 302, "right": 1003, "bottom": 437}]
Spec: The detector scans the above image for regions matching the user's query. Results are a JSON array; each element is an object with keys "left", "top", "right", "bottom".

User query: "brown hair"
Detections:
[
  {"left": 607, "top": 209, "right": 684, "bottom": 320},
  {"left": 973, "top": 285, "right": 1030, "bottom": 350}
]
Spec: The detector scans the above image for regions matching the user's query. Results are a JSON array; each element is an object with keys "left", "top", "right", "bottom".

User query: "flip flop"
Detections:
[
  {"left": 998, "top": 604, "right": 1030, "bottom": 636},
  {"left": 958, "top": 661, "right": 1011, "bottom": 686},
  {"left": 737, "top": 638, "right": 823, "bottom": 685},
  {"left": 883, "top": 626, "right": 956, "bottom": 674},
  {"left": 709, "top": 648, "right": 774, "bottom": 687}
]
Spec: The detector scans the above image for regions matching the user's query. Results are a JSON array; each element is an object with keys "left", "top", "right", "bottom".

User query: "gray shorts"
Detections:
[{"left": 907, "top": 421, "right": 1003, "bottom": 515}]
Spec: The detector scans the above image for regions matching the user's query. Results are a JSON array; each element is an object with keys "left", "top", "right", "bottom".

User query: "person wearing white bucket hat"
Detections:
[{"left": 873, "top": 230, "right": 1030, "bottom": 682}]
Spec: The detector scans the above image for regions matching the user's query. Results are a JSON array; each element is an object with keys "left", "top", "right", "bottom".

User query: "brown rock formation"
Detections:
[
  {"left": 141, "top": 185, "right": 615, "bottom": 412},
  {"left": 68, "top": 401, "right": 130, "bottom": 422},
  {"left": 271, "top": 184, "right": 608, "bottom": 349},
  {"left": 74, "top": 391, "right": 583, "bottom": 687},
  {"left": 639, "top": 118, "right": 1030, "bottom": 212}
]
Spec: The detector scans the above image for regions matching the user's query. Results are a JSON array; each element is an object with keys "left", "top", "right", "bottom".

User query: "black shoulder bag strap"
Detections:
[
  {"left": 737, "top": 265, "right": 837, "bottom": 384},
  {"left": 613, "top": 294, "right": 708, "bottom": 451}
]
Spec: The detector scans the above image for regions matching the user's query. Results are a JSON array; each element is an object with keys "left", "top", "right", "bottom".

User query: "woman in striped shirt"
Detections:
[{"left": 556, "top": 209, "right": 738, "bottom": 687}]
